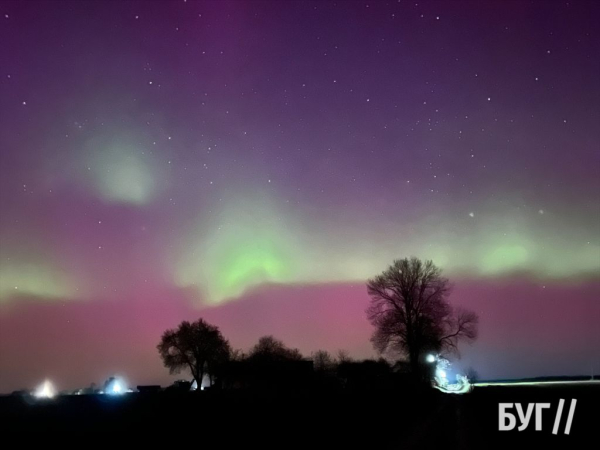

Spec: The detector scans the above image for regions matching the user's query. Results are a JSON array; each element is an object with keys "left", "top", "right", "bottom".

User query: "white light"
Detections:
[
  {"left": 105, "top": 378, "right": 127, "bottom": 395},
  {"left": 34, "top": 380, "right": 55, "bottom": 399},
  {"left": 102, "top": 377, "right": 127, "bottom": 395},
  {"left": 431, "top": 357, "right": 473, "bottom": 394},
  {"left": 434, "top": 375, "right": 472, "bottom": 394},
  {"left": 426, "top": 354, "right": 436, "bottom": 363}
]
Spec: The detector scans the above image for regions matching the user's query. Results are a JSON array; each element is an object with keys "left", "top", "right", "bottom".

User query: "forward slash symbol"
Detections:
[
  {"left": 552, "top": 399, "right": 564, "bottom": 435},
  {"left": 564, "top": 399, "right": 577, "bottom": 435}
]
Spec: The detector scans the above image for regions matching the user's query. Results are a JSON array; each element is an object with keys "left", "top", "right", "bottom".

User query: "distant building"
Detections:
[
  {"left": 166, "top": 380, "right": 192, "bottom": 392},
  {"left": 137, "top": 385, "right": 161, "bottom": 394}
]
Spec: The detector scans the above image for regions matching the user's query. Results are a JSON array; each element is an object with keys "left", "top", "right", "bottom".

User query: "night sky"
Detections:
[{"left": 0, "top": 0, "right": 599, "bottom": 393}]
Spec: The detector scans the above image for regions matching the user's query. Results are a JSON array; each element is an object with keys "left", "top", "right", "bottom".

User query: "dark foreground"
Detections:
[{"left": 1, "top": 383, "right": 598, "bottom": 447}]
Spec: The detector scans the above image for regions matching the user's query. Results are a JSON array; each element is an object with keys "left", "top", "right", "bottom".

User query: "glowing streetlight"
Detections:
[
  {"left": 34, "top": 380, "right": 55, "bottom": 399},
  {"left": 111, "top": 381, "right": 122, "bottom": 394},
  {"left": 102, "top": 377, "right": 127, "bottom": 395},
  {"left": 426, "top": 354, "right": 436, "bottom": 363}
]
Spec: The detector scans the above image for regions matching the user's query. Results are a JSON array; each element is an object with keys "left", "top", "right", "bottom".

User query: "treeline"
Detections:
[{"left": 158, "top": 319, "right": 411, "bottom": 391}]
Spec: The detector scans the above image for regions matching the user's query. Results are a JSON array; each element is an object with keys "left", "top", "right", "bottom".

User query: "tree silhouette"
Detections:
[
  {"left": 366, "top": 257, "right": 478, "bottom": 378},
  {"left": 466, "top": 367, "right": 479, "bottom": 382},
  {"left": 312, "top": 350, "right": 334, "bottom": 372},
  {"left": 157, "top": 318, "right": 231, "bottom": 389},
  {"left": 336, "top": 349, "right": 352, "bottom": 363},
  {"left": 248, "top": 335, "right": 303, "bottom": 362}
]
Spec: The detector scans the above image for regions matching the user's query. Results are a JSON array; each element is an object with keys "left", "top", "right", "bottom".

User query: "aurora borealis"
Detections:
[{"left": 0, "top": 0, "right": 599, "bottom": 392}]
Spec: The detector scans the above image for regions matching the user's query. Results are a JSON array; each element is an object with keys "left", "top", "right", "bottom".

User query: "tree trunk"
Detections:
[{"left": 409, "top": 349, "right": 420, "bottom": 379}]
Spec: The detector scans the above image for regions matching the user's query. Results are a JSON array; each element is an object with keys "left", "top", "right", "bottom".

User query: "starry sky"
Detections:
[{"left": 0, "top": 0, "right": 599, "bottom": 393}]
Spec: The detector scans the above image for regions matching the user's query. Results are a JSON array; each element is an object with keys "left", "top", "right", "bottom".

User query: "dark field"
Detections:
[{"left": 1, "top": 383, "right": 598, "bottom": 447}]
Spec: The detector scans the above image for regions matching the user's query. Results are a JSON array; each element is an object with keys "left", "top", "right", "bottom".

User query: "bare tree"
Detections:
[
  {"left": 366, "top": 257, "right": 478, "bottom": 378},
  {"left": 336, "top": 349, "right": 352, "bottom": 364},
  {"left": 312, "top": 350, "right": 334, "bottom": 372},
  {"left": 157, "top": 318, "right": 231, "bottom": 389}
]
